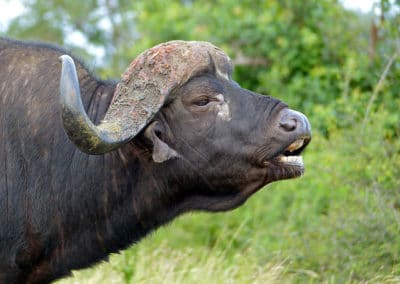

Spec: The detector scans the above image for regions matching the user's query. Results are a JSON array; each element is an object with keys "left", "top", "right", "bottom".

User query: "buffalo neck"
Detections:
[{"left": 56, "top": 145, "right": 182, "bottom": 272}]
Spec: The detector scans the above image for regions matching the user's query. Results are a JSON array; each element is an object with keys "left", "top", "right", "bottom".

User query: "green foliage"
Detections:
[{"left": 2, "top": 0, "right": 400, "bottom": 283}]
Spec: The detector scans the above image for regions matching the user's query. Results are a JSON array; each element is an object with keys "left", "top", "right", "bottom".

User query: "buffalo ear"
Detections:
[{"left": 144, "top": 121, "right": 179, "bottom": 163}]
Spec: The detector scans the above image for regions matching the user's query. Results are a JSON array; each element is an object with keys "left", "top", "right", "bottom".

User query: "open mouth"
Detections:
[{"left": 278, "top": 136, "right": 311, "bottom": 167}]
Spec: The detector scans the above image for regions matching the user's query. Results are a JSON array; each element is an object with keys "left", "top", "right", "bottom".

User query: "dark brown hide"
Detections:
[{"left": 0, "top": 37, "right": 310, "bottom": 283}]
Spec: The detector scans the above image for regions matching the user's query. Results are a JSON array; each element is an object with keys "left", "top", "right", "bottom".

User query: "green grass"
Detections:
[{"left": 58, "top": 110, "right": 400, "bottom": 284}]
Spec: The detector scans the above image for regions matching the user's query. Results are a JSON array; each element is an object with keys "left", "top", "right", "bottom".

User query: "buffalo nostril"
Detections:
[
  {"left": 280, "top": 118, "right": 297, "bottom": 132},
  {"left": 278, "top": 108, "right": 311, "bottom": 136}
]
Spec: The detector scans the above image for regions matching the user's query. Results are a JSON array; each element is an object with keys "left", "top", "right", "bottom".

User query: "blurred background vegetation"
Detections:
[{"left": 1, "top": 0, "right": 399, "bottom": 283}]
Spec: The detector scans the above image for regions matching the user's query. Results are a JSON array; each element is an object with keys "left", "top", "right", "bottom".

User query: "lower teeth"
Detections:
[{"left": 279, "top": 156, "right": 303, "bottom": 166}]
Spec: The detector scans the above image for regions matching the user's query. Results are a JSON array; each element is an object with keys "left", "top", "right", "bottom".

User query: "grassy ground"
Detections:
[{"left": 58, "top": 111, "right": 400, "bottom": 284}]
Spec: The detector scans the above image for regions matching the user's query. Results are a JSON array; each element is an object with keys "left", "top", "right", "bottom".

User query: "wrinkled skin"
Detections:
[
  {"left": 0, "top": 38, "right": 310, "bottom": 283},
  {"left": 155, "top": 73, "right": 306, "bottom": 212}
]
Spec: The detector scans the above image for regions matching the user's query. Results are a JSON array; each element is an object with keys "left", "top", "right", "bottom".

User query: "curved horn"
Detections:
[{"left": 59, "top": 55, "right": 130, "bottom": 154}]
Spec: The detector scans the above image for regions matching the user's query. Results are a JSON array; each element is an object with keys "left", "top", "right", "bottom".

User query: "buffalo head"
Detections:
[{"left": 59, "top": 40, "right": 311, "bottom": 212}]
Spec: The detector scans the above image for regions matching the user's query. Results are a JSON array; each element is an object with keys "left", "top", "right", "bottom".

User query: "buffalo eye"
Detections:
[{"left": 193, "top": 97, "right": 211, "bottom": 106}]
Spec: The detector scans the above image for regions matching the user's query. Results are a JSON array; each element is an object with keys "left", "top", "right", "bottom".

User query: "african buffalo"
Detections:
[{"left": 0, "top": 37, "right": 311, "bottom": 283}]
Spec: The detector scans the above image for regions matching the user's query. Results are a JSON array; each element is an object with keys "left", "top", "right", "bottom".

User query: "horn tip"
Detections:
[{"left": 59, "top": 54, "right": 72, "bottom": 63}]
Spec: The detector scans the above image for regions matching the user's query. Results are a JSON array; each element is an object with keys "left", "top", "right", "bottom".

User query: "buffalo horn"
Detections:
[{"left": 59, "top": 55, "right": 131, "bottom": 154}]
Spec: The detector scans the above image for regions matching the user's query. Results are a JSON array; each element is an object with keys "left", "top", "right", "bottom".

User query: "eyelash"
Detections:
[{"left": 193, "top": 97, "right": 211, "bottom": 106}]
